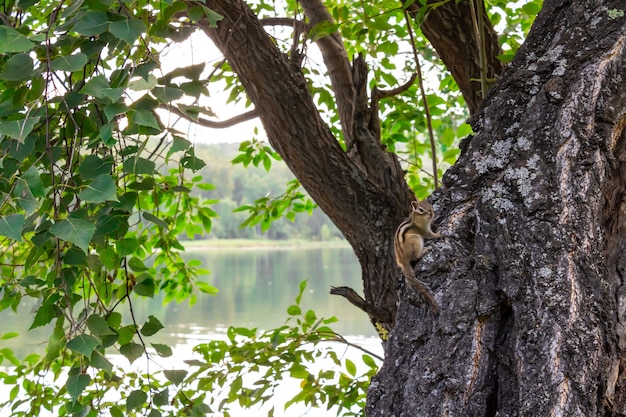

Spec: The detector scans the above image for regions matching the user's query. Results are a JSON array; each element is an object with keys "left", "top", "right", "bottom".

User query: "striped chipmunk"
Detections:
[{"left": 394, "top": 200, "right": 441, "bottom": 314}]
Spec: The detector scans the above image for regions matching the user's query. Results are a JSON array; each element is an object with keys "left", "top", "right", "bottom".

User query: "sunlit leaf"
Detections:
[
  {"left": 196, "top": 281, "right": 218, "bottom": 295},
  {"left": 345, "top": 358, "right": 356, "bottom": 376},
  {"left": 0, "top": 332, "right": 19, "bottom": 340}
]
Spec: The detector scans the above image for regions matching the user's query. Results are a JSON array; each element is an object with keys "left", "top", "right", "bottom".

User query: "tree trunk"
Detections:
[
  {"left": 198, "top": 0, "right": 626, "bottom": 414},
  {"left": 368, "top": 1, "right": 626, "bottom": 415}
]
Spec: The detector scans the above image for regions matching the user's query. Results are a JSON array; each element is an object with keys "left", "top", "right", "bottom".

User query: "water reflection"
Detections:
[{"left": 1, "top": 245, "right": 376, "bottom": 357}]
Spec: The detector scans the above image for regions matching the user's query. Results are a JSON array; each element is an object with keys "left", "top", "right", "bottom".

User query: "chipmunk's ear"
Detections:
[{"left": 410, "top": 200, "right": 420, "bottom": 210}]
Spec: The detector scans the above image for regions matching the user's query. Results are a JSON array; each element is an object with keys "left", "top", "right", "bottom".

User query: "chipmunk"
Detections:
[{"left": 394, "top": 200, "right": 441, "bottom": 314}]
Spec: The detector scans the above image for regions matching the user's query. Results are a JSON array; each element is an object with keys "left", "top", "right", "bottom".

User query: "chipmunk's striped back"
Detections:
[{"left": 393, "top": 200, "right": 441, "bottom": 314}]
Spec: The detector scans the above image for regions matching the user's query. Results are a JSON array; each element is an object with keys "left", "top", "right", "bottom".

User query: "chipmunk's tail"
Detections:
[{"left": 400, "top": 262, "right": 440, "bottom": 315}]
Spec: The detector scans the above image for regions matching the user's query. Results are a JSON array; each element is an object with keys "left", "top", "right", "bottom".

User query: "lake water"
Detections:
[{"left": 0, "top": 245, "right": 382, "bottom": 416}]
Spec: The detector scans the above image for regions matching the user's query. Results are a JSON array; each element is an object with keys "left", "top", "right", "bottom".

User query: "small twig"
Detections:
[
  {"left": 324, "top": 331, "right": 384, "bottom": 362},
  {"left": 468, "top": 0, "right": 488, "bottom": 99},
  {"left": 404, "top": 10, "right": 439, "bottom": 189}
]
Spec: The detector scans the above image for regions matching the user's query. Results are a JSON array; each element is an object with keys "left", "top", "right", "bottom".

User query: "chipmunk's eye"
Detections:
[{"left": 417, "top": 208, "right": 425, "bottom": 214}]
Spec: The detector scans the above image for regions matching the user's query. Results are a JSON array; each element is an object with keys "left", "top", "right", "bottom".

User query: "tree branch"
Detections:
[
  {"left": 259, "top": 17, "right": 308, "bottom": 33},
  {"left": 164, "top": 105, "right": 258, "bottom": 128},
  {"left": 373, "top": 72, "right": 418, "bottom": 100},
  {"left": 298, "top": 0, "right": 354, "bottom": 145}
]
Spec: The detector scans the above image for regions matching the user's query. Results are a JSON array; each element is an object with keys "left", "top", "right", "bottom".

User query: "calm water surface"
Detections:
[
  {"left": 1, "top": 245, "right": 376, "bottom": 356},
  {"left": 1, "top": 245, "right": 382, "bottom": 416}
]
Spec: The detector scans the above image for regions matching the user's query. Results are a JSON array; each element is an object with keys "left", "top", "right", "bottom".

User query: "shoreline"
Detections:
[{"left": 181, "top": 239, "right": 351, "bottom": 251}]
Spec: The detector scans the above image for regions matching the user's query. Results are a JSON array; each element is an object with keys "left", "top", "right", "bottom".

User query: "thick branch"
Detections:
[{"left": 298, "top": 0, "right": 354, "bottom": 145}]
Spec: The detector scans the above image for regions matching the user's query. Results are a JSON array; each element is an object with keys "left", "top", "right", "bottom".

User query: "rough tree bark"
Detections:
[
  {"left": 197, "top": 0, "right": 626, "bottom": 415},
  {"left": 368, "top": 1, "right": 626, "bottom": 415}
]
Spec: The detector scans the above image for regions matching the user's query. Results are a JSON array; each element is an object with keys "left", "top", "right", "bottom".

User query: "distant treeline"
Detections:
[{"left": 188, "top": 142, "right": 345, "bottom": 241}]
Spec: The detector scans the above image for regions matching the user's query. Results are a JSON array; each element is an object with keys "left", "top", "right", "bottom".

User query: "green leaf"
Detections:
[
  {"left": 151, "top": 343, "right": 173, "bottom": 357},
  {"left": 73, "top": 11, "right": 109, "bottom": 36},
  {"left": 45, "top": 326, "right": 64, "bottom": 361},
  {"left": 163, "top": 369, "right": 188, "bottom": 386},
  {"left": 196, "top": 281, "right": 218, "bottom": 295},
  {"left": 104, "top": 103, "right": 129, "bottom": 122},
  {"left": 153, "top": 388, "right": 169, "bottom": 406},
  {"left": 148, "top": 409, "right": 162, "bottom": 417},
  {"left": 22, "top": 166, "right": 45, "bottom": 198},
  {"left": 110, "top": 406, "right": 124, "bottom": 417},
  {"left": 79, "top": 155, "right": 114, "bottom": 180},
  {"left": 79, "top": 174, "right": 118, "bottom": 203},
  {"left": 345, "top": 358, "right": 356, "bottom": 376},
  {"left": 0, "top": 214, "right": 24, "bottom": 241},
  {"left": 90, "top": 351, "right": 113, "bottom": 373},
  {"left": 126, "top": 390, "right": 147, "bottom": 412},
  {"left": 142, "top": 211, "right": 168, "bottom": 229},
  {"left": 30, "top": 297, "right": 57, "bottom": 329},
  {"left": 287, "top": 305, "right": 301, "bottom": 316},
  {"left": 166, "top": 136, "right": 191, "bottom": 161},
  {"left": 79, "top": 75, "right": 124, "bottom": 102},
  {"left": 203, "top": 6, "right": 224, "bottom": 27},
  {"left": 133, "top": 275, "right": 155, "bottom": 297},
  {"left": 130, "top": 109, "right": 161, "bottom": 130},
  {"left": 86, "top": 314, "right": 116, "bottom": 336},
  {"left": 0, "top": 54, "right": 34, "bottom": 81},
  {"left": 66, "top": 373, "right": 91, "bottom": 401},
  {"left": 120, "top": 342, "right": 144, "bottom": 364},
  {"left": 0, "top": 26, "right": 35, "bottom": 53},
  {"left": 152, "top": 86, "right": 184, "bottom": 103},
  {"left": 50, "top": 53, "right": 88, "bottom": 72},
  {"left": 123, "top": 157, "right": 155, "bottom": 174},
  {"left": 0, "top": 117, "right": 40, "bottom": 142},
  {"left": 109, "top": 18, "right": 146, "bottom": 45},
  {"left": 128, "top": 257, "right": 147, "bottom": 271},
  {"left": 116, "top": 237, "right": 139, "bottom": 257},
  {"left": 13, "top": 178, "right": 37, "bottom": 214},
  {"left": 67, "top": 334, "right": 100, "bottom": 356},
  {"left": 140, "top": 315, "right": 164, "bottom": 337},
  {"left": 50, "top": 216, "right": 96, "bottom": 253},
  {"left": 362, "top": 354, "right": 378, "bottom": 369},
  {"left": 0, "top": 332, "right": 19, "bottom": 340}
]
